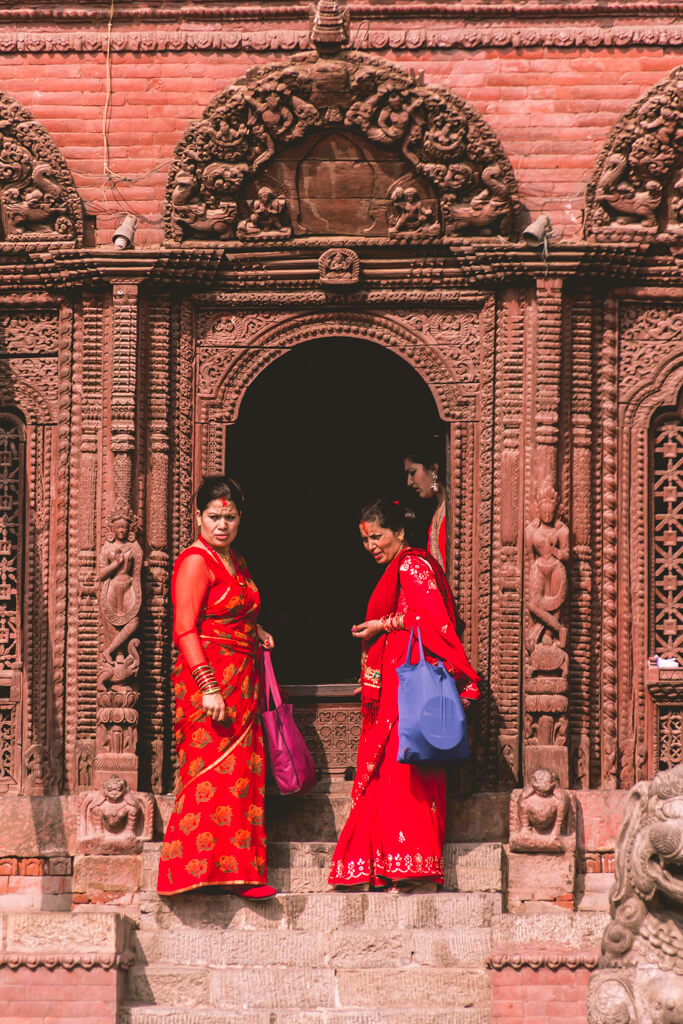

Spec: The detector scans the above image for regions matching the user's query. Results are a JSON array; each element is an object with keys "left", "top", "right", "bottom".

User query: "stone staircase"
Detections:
[{"left": 119, "top": 838, "right": 505, "bottom": 1024}]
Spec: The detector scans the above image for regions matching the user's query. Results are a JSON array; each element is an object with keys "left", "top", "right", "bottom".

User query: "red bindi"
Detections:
[
  {"left": 360, "top": 522, "right": 371, "bottom": 537},
  {"left": 220, "top": 500, "right": 230, "bottom": 508}
]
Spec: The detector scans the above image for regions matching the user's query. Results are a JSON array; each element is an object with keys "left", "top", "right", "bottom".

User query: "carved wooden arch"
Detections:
[
  {"left": 165, "top": 47, "right": 521, "bottom": 244},
  {"left": 0, "top": 91, "right": 83, "bottom": 245},
  {"left": 584, "top": 65, "right": 683, "bottom": 245},
  {"left": 202, "top": 312, "right": 463, "bottom": 461},
  {"left": 617, "top": 305, "right": 683, "bottom": 784}
]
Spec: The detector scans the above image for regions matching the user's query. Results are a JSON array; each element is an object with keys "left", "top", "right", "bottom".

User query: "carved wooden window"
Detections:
[
  {"left": 0, "top": 414, "right": 24, "bottom": 785},
  {"left": 652, "top": 415, "right": 683, "bottom": 661}
]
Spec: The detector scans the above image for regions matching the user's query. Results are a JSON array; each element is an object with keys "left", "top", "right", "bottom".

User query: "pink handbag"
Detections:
[{"left": 258, "top": 650, "right": 317, "bottom": 795}]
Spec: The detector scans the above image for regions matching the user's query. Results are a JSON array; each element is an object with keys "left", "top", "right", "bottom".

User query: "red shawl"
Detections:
[{"left": 359, "top": 545, "right": 478, "bottom": 721}]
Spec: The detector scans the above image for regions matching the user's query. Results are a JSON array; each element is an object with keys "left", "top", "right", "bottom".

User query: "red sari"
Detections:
[
  {"left": 329, "top": 547, "right": 480, "bottom": 887},
  {"left": 157, "top": 539, "right": 267, "bottom": 895}
]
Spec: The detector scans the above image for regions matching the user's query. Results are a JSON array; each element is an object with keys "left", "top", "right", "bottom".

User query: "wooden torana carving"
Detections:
[
  {"left": 585, "top": 65, "right": 683, "bottom": 244},
  {"left": 165, "top": 1, "right": 520, "bottom": 244}
]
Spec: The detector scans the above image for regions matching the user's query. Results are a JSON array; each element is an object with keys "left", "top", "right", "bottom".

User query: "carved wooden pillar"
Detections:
[
  {"left": 523, "top": 277, "right": 570, "bottom": 788},
  {"left": 140, "top": 297, "right": 172, "bottom": 793},
  {"left": 95, "top": 279, "right": 142, "bottom": 791},
  {"left": 568, "top": 289, "right": 596, "bottom": 789},
  {"left": 490, "top": 287, "right": 526, "bottom": 788}
]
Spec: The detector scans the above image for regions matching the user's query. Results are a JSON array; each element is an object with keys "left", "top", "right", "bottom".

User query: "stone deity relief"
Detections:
[
  {"left": 78, "top": 775, "right": 153, "bottom": 854},
  {"left": 523, "top": 480, "right": 570, "bottom": 784},
  {"left": 165, "top": 6, "right": 519, "bottom": 243},
  {"left": 96, "top": 505, "right": 143, "bottom": 789},
  {"left": 585, "top": 66, "right": 683, "bottom": 244},
  {"left": 587, "top": 764, "right": 683, "bottom": 1024},
  {"left": 510, "top": 768, "right": 576, "bottom": 853},
  {"left": 0, "top": 92, "right": 82, "bottom": 242}
]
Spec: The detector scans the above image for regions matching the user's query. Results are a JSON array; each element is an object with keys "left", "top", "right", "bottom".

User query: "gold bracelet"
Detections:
[{"left": 191, "top": 664, "right": 219, "bottom": 693}]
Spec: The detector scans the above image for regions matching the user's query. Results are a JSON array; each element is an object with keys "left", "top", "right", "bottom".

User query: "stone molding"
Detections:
[
  {"left": 0, "top": 24, "right": 682, "bottom": 54},
  {"left": 489, "top": 948, "right": 600, "bottom": 970},
  {"left": 0, "top": 951, "right": 133, "bottom": 970}
]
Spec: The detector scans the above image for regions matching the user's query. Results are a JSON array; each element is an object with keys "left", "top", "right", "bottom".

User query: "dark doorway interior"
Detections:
[{"left": 227, "top": 338, "right": 444, "bottom": 686}]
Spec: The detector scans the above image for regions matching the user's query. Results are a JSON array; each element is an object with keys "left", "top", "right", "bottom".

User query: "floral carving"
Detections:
[
  {"left": 166, "top": 46, "right": 519, "bottom": 242},
  {"left": 585, "top": 66, "right": 683, "bottom": 244}
]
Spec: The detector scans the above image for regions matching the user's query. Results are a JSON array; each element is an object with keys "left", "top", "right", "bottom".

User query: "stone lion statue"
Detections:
[{"left": 587, "top": 763, "right": 683, "bottom": 1024}]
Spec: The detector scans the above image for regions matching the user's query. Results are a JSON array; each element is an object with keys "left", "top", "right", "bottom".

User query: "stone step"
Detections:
[
  {"left": 124, "top": 963, "right": 490, "bottom": 1012},
  {"left": 134, "top": 922, "right": 492, "bottom": 968},
  {"left": 142, "top": 841, "right": 505, "bottom": 894},
  {"left": 121, "top": 1007, "right": 490, "bottom": 1024},
  {"left": 140, "top": 890, "right": 503, "bottom": 932}
]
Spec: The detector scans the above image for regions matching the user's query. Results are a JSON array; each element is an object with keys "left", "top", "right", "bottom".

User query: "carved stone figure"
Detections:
[
  {"left": 78, "top": 775, "right": 153, "bottom": 854},
  {"left": 510, "top": 768, "right": 576, "bottom": 853},
  {"left": 237, "top": 186, "right": 291, "bottom": 240},
  {"left": 98, "top": 507, "right": 142, "bottom": 686},
  {"left": 523, "top": 480, "right": 570, "bottom": 784},
  {"left": 587, "top": 764, "right": 683, "bottom": 1024},
  {"left": 442, "top": 163, "right": 513, "bottom": 237}
]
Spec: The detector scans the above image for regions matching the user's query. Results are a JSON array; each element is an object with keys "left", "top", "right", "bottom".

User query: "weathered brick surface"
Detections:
[
  {"left": 0, "top": 964, "right": 118, "bottom": 1024},
  {"left": 491, "top": 965, "right": 593, "bottom": 1024}
]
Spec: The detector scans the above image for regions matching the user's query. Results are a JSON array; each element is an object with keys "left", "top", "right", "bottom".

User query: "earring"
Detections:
[{"left": 430, "top": 472, "right": 439, "bottom": 493}]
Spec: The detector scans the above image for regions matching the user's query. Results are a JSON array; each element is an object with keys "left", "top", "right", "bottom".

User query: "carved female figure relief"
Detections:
[
  {"left": 525, "top": 480, "right": 569, "bottom": 651},
  {"left": 98, "top": 508, "right": 142, "bottom": 684}
]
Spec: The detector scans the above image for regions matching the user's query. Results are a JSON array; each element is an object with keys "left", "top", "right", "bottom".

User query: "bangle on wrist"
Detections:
[{"left": 191, "top": 664, "right": 219, "bottom": 693}]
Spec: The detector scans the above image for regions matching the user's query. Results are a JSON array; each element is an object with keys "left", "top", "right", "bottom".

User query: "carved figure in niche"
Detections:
[
  {"left": 587, "top": 764, "right": 683, "bottom": 1024},
  {"left": 245, "top": 84, "right": 320, "bottom": 146},
  {"left": 78, "top": 774, "right": 152, "bottom": 854},
  {"left": 98, "top": 506, "right": 142, "bottom": 686},
  {"left": 24, "top": 743, "right": 55, "bottom": 795},
  {"left": 237, "top": 186, "right": 291, "bottom": 240},
  {"left": 442, "top": 163, "right": 512, "bottom": 237},
  {"left": 510, "top": 768, "right": 575, "bottom": 853},
  {"left": 388, "top": 185, "right": 439, "bottom": 240},
  {"left": 76, "top": 740, "right": 94, "bottom": 788},
  {"left": 318, "top": 246, "right": 360, "bottom": 285},
  {"left": 525, "top": 480, "right": 569, "bottom": 651}
]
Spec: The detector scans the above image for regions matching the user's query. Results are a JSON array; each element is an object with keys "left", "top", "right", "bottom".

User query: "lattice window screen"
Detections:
[{"left": 652, "top": 418, "right": 683, "bottom": 661}]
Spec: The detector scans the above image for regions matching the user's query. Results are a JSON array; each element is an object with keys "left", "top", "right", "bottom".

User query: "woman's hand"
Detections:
[
  {"left": 202, "top": 691, "right": 227, "bottom": 722},
  {"left": 351, "top": 619, "right": 384, "bottom": 641},
  {"left": 257, "top": 625, "right": 275, "bottom": 650}
]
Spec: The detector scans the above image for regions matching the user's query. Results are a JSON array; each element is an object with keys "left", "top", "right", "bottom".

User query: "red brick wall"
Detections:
[
  {"left": 492, "top": 965, "right": 593, "bottom": 1024},
  {"left": 0, "top": 33, "right": 679, "bottom": 245},
  {"left": 0, "top": 965, "right": 119, "bottom": 1024}
]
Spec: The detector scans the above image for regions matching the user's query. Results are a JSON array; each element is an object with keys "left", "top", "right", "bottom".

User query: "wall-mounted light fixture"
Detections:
[
  {"left": 522, "top": 214, "right": 553, "bottom": 259},
  {"left": 112, "top": 214, "right": 137, "bottom": 250}
]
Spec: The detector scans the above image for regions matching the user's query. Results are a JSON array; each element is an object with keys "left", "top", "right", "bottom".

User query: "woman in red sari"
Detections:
[
  {"left": 403, "top": 440, "right": 447, "bottom": 570},
  {"left": 329, "top": 498, "right": 480, "bottom": 892},
  {"left": 158, "top": 476, "right": 276, "bottom": 900}
]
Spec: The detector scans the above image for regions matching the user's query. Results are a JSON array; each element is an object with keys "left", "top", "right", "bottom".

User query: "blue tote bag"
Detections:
[{"left": 396, "top": 623, "right": 470, "bottom": 764}]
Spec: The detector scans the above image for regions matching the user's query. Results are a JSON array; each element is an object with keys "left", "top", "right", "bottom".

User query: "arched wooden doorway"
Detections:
[{"left": 226, "top": 338, "right": 444, "bottom": 687}]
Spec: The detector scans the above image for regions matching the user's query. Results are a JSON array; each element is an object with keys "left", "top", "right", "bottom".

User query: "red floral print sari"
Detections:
[
  {"left": 329, "top": 547, "right": 479, "bottom": 887},
  {"left": 157, "top": 539, "right": 267, "bottom": 895}
]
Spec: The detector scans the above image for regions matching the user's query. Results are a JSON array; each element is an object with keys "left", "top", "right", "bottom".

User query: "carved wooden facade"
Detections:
[{"left": 0, "top": 12, "right": 680, "bottom": 799}]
